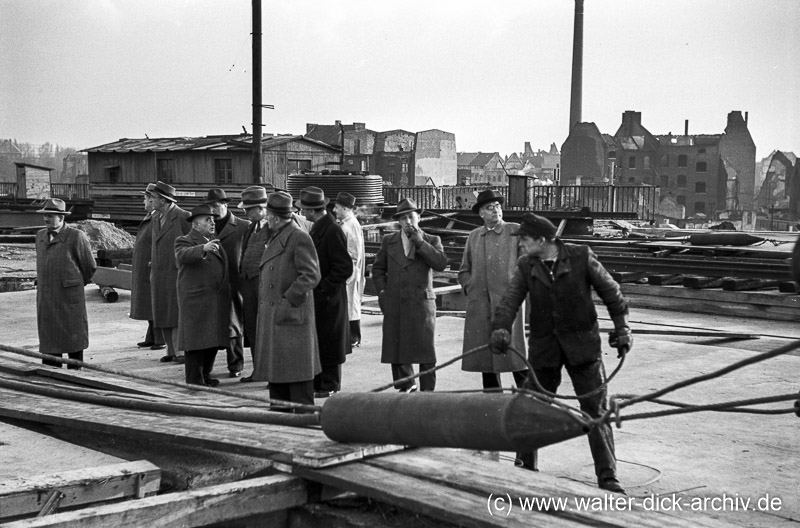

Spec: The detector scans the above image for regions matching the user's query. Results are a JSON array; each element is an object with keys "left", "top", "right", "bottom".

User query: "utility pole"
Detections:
[{"left": 252, "top": 0, "right": 263, "bottom": 184}]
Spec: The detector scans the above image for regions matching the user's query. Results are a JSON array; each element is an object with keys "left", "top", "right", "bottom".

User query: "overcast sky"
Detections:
[{"left": 2, "top": 0, "right": 798, "bottom": 159}]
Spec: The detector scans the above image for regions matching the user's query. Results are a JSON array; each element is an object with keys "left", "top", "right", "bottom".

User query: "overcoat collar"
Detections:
[
  {"left": 260, "top": 221, "right": 297, "bottom": 266},
  {"left": 46, "top": 224, "right": 69, "bottom": 245},
  {"left": 528, "top": 239, "right": 571, "bottom": 287},
  {"left": 154, "top": 204, "right": 178, "bottom": 241},
  {"left": 216, "top": 211, "right": 241, "bottom": 241},
  {"left": 309, "top": 211, "right": 334, "bottom": 239},
  {"left": 387, "top": 231, "right": 416, "bottom": 268}
]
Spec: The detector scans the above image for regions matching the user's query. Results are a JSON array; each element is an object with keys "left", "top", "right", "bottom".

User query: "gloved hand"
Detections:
[
  {"left": 489, "top": 328, "right": 511, "bottom": 355},
  {"left": 608, "top": 326, "right": 633, "bottom": 358}
]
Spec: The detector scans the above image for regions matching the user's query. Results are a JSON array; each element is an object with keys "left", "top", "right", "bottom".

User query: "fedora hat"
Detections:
[
  {"left": 295, "top": 186, "right": 329, "bottom": 209},
  {"left": 151, "top": 181, "right": 177, "bottom": 202},
  {"left": 140, "top": 183, "right": 157, "bottom": 195},
  {"left": 333, "top": 192, "right": 357, "bottom": 209},
  {"left": 471, "top": 188, "right": 505, "bottom": 213},
  {"left": 267, "top": 191, "right": 295, "bottom": 214},
  {"left": 187, "top": 203, "right": 219, "bottom": 222},
  {"left": 392, "top": 197, "right": 423, "bottom": 219},
  {"left": 36, "top": 198, "right": 71, "bottom": 215},
  {"left": 237, "top": 185, "right": 272, "bottom": 209},
  {"left": 512, "top": 213, "right": 557, "bottom": 238},
  {"left": 203, "top": 188, "right": 230, "bottom": 204}
]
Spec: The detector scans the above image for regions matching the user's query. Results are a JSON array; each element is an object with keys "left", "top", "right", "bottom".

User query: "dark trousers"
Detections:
[
  {"left": 518, "top": 360, "right": 616, "bottom": 479},
  {"left": 184, "top": 347, "right": 218, "bottom": 386},
  {"left": 226, "top": 335, "right": 244, "bottom": 373},
  {"left": 314, "top": 364, "right": 342, "bottom": 392},
  {"left": 349, "top": 320, "right": 361, "bottom": 345},
  {"left": 392, "top": 362, "right": 436, "bottom": 392},
  {"left": 145, "top": 321, "right": 165, "bottom": 346},
  {"left": 269, "top": 380, "right": 314, "bottom": 412},
  {"left": 482, "top": 370, "right": 529, "bottom": 391},
  {"left": 160, "top": 326, "right": 179, "bottom": 357},
  {"left": 42, "top": 351, "right": 83, "bottom": 370}
]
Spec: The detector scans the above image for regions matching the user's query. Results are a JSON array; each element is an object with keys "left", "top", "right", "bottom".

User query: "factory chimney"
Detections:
[{"left": 568, "top": 0, "right": 584, "bottom": 132}]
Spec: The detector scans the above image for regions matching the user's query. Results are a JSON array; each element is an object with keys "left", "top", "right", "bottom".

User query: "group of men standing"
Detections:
[{"left": 128, "top": 182, "right": 365, "bottom": 406}]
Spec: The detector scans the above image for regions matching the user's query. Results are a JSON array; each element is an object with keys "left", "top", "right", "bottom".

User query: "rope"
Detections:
[
  {"left": 0, "top": 343, "right": 322, "bottom": 415},
  {"left": 0, "top": 374, "right": 319, "bottom": 427},
  {"left": 610, "top": 393, "right": 800, "bottom": 423}
]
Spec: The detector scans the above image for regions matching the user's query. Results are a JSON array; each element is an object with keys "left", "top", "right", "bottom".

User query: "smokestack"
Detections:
[
  {"left": 568, "top": 0, "right": 584, "bottom": 132},
  {"left": 745, "top": 111, "right": 748, "bottom": 125},
  {"left": 685, "top": 119, "right": 689, "bottom": 136}
]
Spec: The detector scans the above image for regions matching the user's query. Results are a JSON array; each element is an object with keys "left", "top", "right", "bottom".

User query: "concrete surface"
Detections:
[{"left": 1, "top": 285, "right": 799, "bottom": 527}]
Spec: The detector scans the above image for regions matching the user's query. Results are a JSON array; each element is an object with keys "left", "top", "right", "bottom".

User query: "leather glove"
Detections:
[
  {"left": 608, "top": 326, "right": 633, "bottom": 358},
  {"left": 489, "top": 328, "right": 511, "bottom": 355}
]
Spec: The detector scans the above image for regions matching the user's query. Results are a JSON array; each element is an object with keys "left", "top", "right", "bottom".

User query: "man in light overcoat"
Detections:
[
  {"left": 175, "top": 204, "right": 231, "bottom": 386},
  {"left": 35, "top": 198, "right": 96, "bottom": 369},
  {"left": 372, "top": 198, "right": 448, "bottom": 392},
  {"left": 254, "top": 192, "right": 322, "bottom": 409},
  {"left": 130, "top": 183, "right": 164, "bottom": 349},
  {"left": 149, "top": 181, "right": 191, "bottom": 363},
  {"left": 334, "top": 192, "right": 366, "bottom": 347},
  {"left": 458, "top": 189, "right": 527, "bottom": 389}
]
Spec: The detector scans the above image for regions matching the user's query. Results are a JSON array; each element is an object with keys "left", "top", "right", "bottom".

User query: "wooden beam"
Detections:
[
  {"left": 0, "top": 474, "right": 306, "bottom": 528},
  {"left": 720, "top": 278, "right": 778, "bottom": 292},
  {"left": 0, "top": 461, "right": 160, "bottom": 521},
  {"left": 682, "top": 276, "right": 724, "bottom": 289},
  {"left": 778, "top": 281, "right": 798, "bottom": 293},
  {"left": 646, "top": 274, "right": 684, "bottom": 286},
  {"left": 91, "top": 267, "right": 131, "bottom": 291},
  {"left": 610, "top": 271, "right": 647, "bottom": 283}
]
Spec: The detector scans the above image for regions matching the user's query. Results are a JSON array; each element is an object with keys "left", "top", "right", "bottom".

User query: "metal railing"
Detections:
[
  {"left": 0, "top": 182, "right": 16, "bottom": 197},
  {"left": 383, "top": 184, "right": 657, "bottom": 220},
  {"left": 51, "top": 183, "right": 90, "bottom": 200}
]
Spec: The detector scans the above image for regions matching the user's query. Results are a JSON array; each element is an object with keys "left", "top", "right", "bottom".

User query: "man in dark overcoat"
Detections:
[
  {"left": 255, "top": 192, "right": 322, "bottom": 409},
  {"left": 204, "top": 188, "right": 251, "bottom": 378},
  {"left": 149, "top": 181, "right": 191, "bottom": 363},
  {"left": 175, "top": 204, "right": 231, "bottom": 386},
  {"left": 490, "top": 213, "right": 632, "bottom": 494},
  {"left": 237, "top": 185, "right": 272, "bottom": 383},
  {"left": 296, "top": 187, "right": 353, "bottom": 398},
  {"left": 129, "top": 183, "right": 164, "bottom": 350},
  {"left": 372, "top": 198, "right": 448, "bottom": 392},
  {"left": 35, "top": 198, "right": 96, "bottom": 369}
]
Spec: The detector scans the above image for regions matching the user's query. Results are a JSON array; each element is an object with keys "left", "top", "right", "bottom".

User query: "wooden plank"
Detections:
[
  {"left": 91, "top": 267, "right": 131, "bottom": 290},
  {"left": 778, "top": 281, "right": 798, "bottom": 293},
  {"left": 682, "top": 276, "right": 724, "bottom": 289},
  {"left": 1, "top": 474, "right": 306, "bottom": 528},
  {"left": 363, "top": 450, "right": 730, "bottom": 528},
  {"left": 0, "top": 461, "right": 160, "bottom": 520},
  {"left": 720, "top": 278, "right": 778, "bottom": 292},
  {"left": 610, "top": 271, "right": 647, "bottom": 283},
  {"left": 0, "top": 388, "right": 403, "bottom": 468},
  {"left": 646, "top": 274, "right": 684, "bottom": 286}
]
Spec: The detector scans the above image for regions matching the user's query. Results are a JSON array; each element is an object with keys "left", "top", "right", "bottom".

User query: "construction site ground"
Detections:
[{"left": 1, "top": 277, "right": 799, "bottom": 527}]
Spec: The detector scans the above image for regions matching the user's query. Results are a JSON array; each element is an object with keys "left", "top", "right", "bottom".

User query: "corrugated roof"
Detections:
[{"left": 82, "top": 134, "right": 340, "bottom": 153}]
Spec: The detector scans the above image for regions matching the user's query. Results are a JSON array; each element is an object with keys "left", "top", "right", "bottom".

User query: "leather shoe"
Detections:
[
  {"left": 598, "top": 477, "right": 626, "bottom": 494},
  {"left": 205, "top": 378, "right": 220, "bottom": 387},
  {"left": 314, "top": 390, "right": 338, "bottom": 399},
  {"left": 150, "top": 344, "right": 166, "bottom": 350},
  {"left": 240, "top": 375, "right": 254, "bottom": 383},
  {"left": 399, "top": 385, "right": 418, "bottom": 393},
  {"left": 228, "top": 371, "right": 242, "bottom": 378},
  {"left": 159, "top": 355, "right": 173, "bottom": 363},
  {"left": 173, "top": 356, "right": 186, "bottom": 364},
  {"left": 137, "top": 341, "right": 154, "bottom": 348}
]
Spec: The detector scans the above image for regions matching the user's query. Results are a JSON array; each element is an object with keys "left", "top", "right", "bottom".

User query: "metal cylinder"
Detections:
[
  {"left": 321, "top": 392, "right": 589, "bottom": 452},
  {"left": 100, "top": 286, "right": 118, "bottom": 303}
]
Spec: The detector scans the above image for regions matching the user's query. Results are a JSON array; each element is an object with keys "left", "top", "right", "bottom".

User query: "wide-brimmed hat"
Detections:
[
  {"left": 237, "top": 185, "right": 272, "bottom": 209},
  {"left": 295, "top": 186, "right": 329, "bottom": 209},
  {"left": 267, "top": 191, "right": 295, "bottom": 214},
  {"left": 140, "top": 183, "right": 157, "bottom": 195},
  {"left": 36, "top": 198, "right": 71, "bottom": 215},
  {"left": 150, "top": 181, "right": 177, "bottom": 202},
  {"left": 392, "top": 198, "right": 423, "bottom": 219},
  {"left": 333, "top": 192, "right": 357, "bottom": 209},
  {"left": 187, "top": 203, "right": 219, "bottom": 222},
  {"left": 471, "top": 189, "right": 505, "bottom": 213},
  {"left": 203, "top": 188, "right": 230, "bottom": 204},
  {"left": 512, "top": 213, "right": 557, "bottom": 238}
]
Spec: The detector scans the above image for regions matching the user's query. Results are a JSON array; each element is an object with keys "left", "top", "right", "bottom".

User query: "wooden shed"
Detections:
[{"left": 14, "top": 162, "right": 55, "bottom": 199}]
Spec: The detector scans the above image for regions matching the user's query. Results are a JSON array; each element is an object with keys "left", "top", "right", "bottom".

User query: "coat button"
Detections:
[
  {"left": 269, "top": 284, "right": 273, "bottom": 288},
  {"left": 270, "top": 301, "right": 274, "bottom": 306}
]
